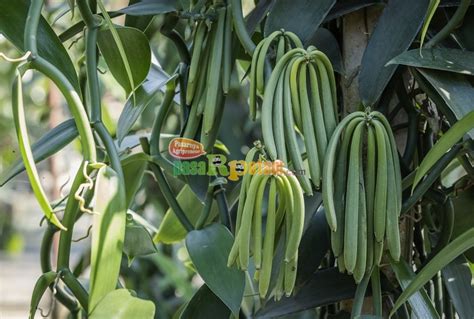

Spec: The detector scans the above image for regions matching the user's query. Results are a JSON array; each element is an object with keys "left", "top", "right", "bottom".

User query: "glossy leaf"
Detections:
[
  {"left": 124, "top": 0, "right": 154, "bottom": 31},
  {"left": 185, "top": 223, "right": 245, "bottom": 315},
  {"left": 417, "top": 69, "right": 474, "bottom": 139},
  {"left": 359, "top": 0, "right": 429, "bottom": 105},
  {"left": 391, "top": 228, "right": 474, "bottom": 316},
  {"left": 389, "top": 48, "right": 474, "bottom": 75},
  {"left": 180, "top": 284, "right": 231, "bottom": 319},
  {"left": 118, "top": 0, "right": 178, "bottom": 16},
  {"left": 0, "top": 0, "right": 79, "bottom": 91},
  {"left": 412, "top": 110, "right": 474, "bottom": 191},
  {"left": 97, "top": 26, "right": 151, "bottom": 96},
  {"left": 296, "top": 207, "right": 330, "bottom": 288},
  {"left": 89, "top": 289, "right": 155, "bottom": 319},
  {"left": 306, "top": 28, "right": 344, "bottom": 74},
  {"left": 441, "top": 256, "right": 474, "bottom": 319},
  {"left": 117, "top": 64, "right": 170, "bottom": 143},
  {"left": 11, "top": 71, "right": 65, "bottom": 230},
  {"left": 0, "top": 119, "right": 78, "bottom": 186},
  {"left": 325, "top": 0, "right": 384, "bottom": 21},
  {"left": 154, "top": 185, "right": 217, "bottom": 244},
  {"left": 451, "top": 190, "right": 474, "bottom": 262},
  {"left": 390, "top": 259, "right": 440, "bottom": 319},
  {"left": 121, "top": 153, "right": 149, "bottom": 208},
  {"left": 265, "top": 0, "right": 336, "bottom": 43},
  {"left": 29, "top": 271, "right": 57, "bottom": 319},
  {"left": 124, "top": 217, "right": 157, "bottom": 265},
  {"left": 89, "top": 166, "right": 127, "bottom": 313},
  {"left": 256, "top": 268, "right": 357, "bottom": 317}
]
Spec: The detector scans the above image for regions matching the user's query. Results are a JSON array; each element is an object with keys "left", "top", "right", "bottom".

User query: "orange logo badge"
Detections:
[{"left": 168, "top": 138, "right": 206, "bottom": 160}]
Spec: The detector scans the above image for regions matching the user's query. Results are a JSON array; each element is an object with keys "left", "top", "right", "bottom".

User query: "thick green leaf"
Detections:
[
  {"left": 121, "top": 153, "right": 149, "bottom": 208},
  {"left": 442, "top": 256, "right": 474, "bottom": 319},
  {"left": 306, "top": 28, "right": 344, "bottom": 74},
  {"left": 359, "top": 0, "right": 430, "bottom": 105},
  {"left": 118, "top": 0, "right": 178, "bottom": 16},
  {"left": 389, "top": 48, "right": 474, "bottom": 75},
  {"left": 153, "top": 185, "right": 217, "bottom": 244},
  {"left": 29, "top": 271, "right": 57, "bottom": 319},
  {"left": 418, "top": 68, "right": 474, "bottom": 139},
  {"left": 124, "top": 217, "right": 157, "bottom": 265},
  {"left": 124, "top": 0, "right": 154, "bottom": 31},
  {"left": 451, "top": 190, "right": 474, "bottom": 261},
  {"left": 0, "top": 0, "right": 79, "bottom": 91},
  {"left": 180, "top": 284, "right": 231, "bottom": 319},
  {"left": 390, "top": 259, "right": 440, "bottom": 319},
  {"left": 0, "top": 119, "right": 78, "bottom": 186},
  {"left": 185, "top": 223, "right": 245, "bottom": 315},
  {"left": 296, "top": 207, "right": 330, "bottom": 288},
  {"left": 412, "top": 110, "right": 474, "bottom": 191},
  {"left": 265, "top": 0, "right": 336, "bottom": 43},
  {"left": 117, "top": 64, "right": 170, "bottom": 143},
  {"left": 89, "top": 289, "right": 155, "bottom": 319},
  {"left": 97, "top": 26, "right": 151, "bottom": 96},
  {"left": 256, "top": 268, "right": 357, "bottom": 317},
  {"left": 89, "top": 166, "right": 127, "bottom": 313},
  {"left": 391, "top": 228, "right": 474, "bottom": 316},
  {"left": 325, "top": 0, "right": 384, "bottom": 21}
]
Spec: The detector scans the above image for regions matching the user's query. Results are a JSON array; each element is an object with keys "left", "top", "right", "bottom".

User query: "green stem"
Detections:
[
  {"left": 150, "top": 75, "right": 179, "bottom": 173},
  {"left": 371, "top": 267, "right": 383, "bottom": 316},
  {"left": 40, "top": 225, "right": 80, "bottom": 312},
  {"left": 196, "top": 188, "right": 214, "bottom": 230},
  {"left": 150, "top": 162, "right": 194, "bottom": 232},
  {"left": 77, "top": 0, "right": 102, "bottom": 122},
  {"left": 61, "top": 269, "right": 89, "bottom": 312},
  {"left": 32, "top": 57, "right": 97, "bottom": 162},
  {"left": 24, "top": 0, "right": 44, "bottom": 56},
  {"left": 162, "top": 28, "right": 191, "bottom": 65},
  {"left": 230, "top": 0, "right": 256, "bottom": 55},
  {"left": 94, "top": 122, "right": 124, "bottom": 182},
  {"left": 426, "top": 0, "right": 470, "bottom": 48},
  {"left": 57, "top": 163, "right": 88, "bottom": 269},
  {"left": 214, "top": 185, "right": 232, "bottom": 231}
]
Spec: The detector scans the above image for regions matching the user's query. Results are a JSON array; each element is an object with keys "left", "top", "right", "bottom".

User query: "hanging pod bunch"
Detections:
[
  {"left": 248, "top": 29, "right": 303, "bottom": 120},
  {"left": 257, "top": 45, "right": 338, "bottom": 195},
  {"left": 183, "top": 0, "right": 233, "bottom": 149},
  {"left": 322, "top": 110, "right": 402, "bottom": 282},
  {"left": 227, "top": 147, "right": 305, "bottom": 299}
]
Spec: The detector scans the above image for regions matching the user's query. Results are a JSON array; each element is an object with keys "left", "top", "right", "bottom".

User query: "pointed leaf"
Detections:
[
  {"left": 154, "top": 185, "right": 218, "bottom": 244},
  {"left": 388, "top": 48, "right": 474, "bottom": 75},
  {"left": 256, "top": 268, "right": 357, "bottom": 317},
  {"left": 1, "top": 119, "right": 78, "bottom": 186},
  {"left": 417, "top": 68, "right": 474, "bottom": 139},
  {"left": 29, "top": 271, "right": 57, "bottom": 319},
  {"left": 89, "top": 166, "right": 127, "bottom": 313},
  {"left": 124, "top": 217, "right": 157, "bottom": 265},
  {"left": 118, "top": 0, "right": 178, "bottom": 16},
  {"left": 391, "top": 228, "right": 474, "bottom": 316},
  {"left": 390, "top": 259, "right": 440, "bottom": 319},
  {"left": 412, "top": 111, "right": 474, "bottom": 191},
  {"left": 121, "top": 153, "right": 149, "bottom": 208},
  {"left": 97, "top": 26, "right": 151, "bottom": 96},
  {"left": 441, "top": 256, "right": 474, "bottom": 319},
  {"left": 180, "top": 284, "right": 231, "bottom": 319},
  {"left": 185, "top": 223, "right": 245, "bottom": 315},
  {"left": 117, "top": 64, "right": 170, "bottom": 143},
  {"left": 359, "top": 0, "right": 430, "bottom": 105},
  {"left": 265, "top": 0, "right": 336, "bottom": 43},
  {"left": 0, "top": 0, "right": 79, "bottom": 91},
  {"left": 89, "top": 289, "right": 155, "bottom": 319}
]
